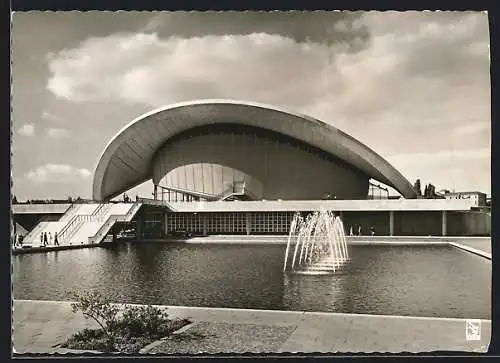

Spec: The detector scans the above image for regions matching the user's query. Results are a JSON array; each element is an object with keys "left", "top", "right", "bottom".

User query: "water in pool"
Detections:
[{"left": 12, "top": 242, "right": 491, "bottom": 319}]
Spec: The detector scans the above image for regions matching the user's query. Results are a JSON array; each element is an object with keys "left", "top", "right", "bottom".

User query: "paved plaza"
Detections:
[{"left": 13, "top": 299, "right": 490, "bottom": 354}]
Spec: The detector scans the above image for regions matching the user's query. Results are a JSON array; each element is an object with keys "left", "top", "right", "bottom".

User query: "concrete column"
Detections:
[
  {"left": 203, "top": 214, "right": 208, "bottom": 236},
  {"left": 112, "top": 224, "right": 117, "bottom": 243},
  {"left": 246, "top": 212, "right": 251, "bottom": 235},
  {"left": 164, "top": 212, "right": 168, "bottom": 237},
  {"left": 442, "top": 210, "right": 447, "bottom": 237},
  {"left": 136, "top": 212, "right": 142, "bottom": 241},
  {"left": 389, "top": 211, "right": 394, "bottom": 236}
]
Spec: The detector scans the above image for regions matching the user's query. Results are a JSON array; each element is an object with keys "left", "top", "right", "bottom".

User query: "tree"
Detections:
[
  {"left": 68, "top": 290, "right": 120, "bottom": 342},
  {"left": 423, "top": 183, "right": 437, "bottom": 199},
  {"left": 428, "top": 183, "right": 436, "bottom": 198},
  {"left": 413, "top": 179, "right": 422, "bottom": 197}
]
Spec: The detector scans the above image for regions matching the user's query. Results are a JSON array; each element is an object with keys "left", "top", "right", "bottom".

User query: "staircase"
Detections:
[
  {"left": 22, "top": 216, "right": 52, "bottom": 244},
  {"left": 60, "top": 203, "right": 141, "bottom": 245},
  {"left": 21, "top": 202, "right": 142, "bottom": 247},
  {"left": 88, "top": 202, "right": 142, "bottom": 244}
]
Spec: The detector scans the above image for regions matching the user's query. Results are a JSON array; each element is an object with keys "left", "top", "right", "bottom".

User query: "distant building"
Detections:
[{"left": 441, "top": 191, "right": 487, "bottom": 207}]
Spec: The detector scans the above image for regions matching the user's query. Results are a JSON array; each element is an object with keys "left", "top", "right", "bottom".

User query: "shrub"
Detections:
[
  {"left": 62, "top": 290, "right": 191, "bottom": 353},
  {"left": 118, "top": 305, "right": 170, "bottom": 338},
  {"left": 60, "top": 328, "right": 114, "bottom": 352},
  {"left": 67, "top": 290, "right": 120, "bottom": 341}
]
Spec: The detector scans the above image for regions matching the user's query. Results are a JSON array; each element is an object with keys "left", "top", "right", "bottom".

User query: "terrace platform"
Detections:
[{"left": 13, "top": 299, "right": 490, "bottom": 354}]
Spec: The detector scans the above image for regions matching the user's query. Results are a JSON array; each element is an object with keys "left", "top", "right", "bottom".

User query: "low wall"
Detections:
[
  {"left": 12, "top": 243, "right": 101, "bottom": 255},
  {"left": 12, "top": 204, "right": 72, "bottom": 214},
  {"left": 448, "top": 211, "right": 491, "bottom": 236}
]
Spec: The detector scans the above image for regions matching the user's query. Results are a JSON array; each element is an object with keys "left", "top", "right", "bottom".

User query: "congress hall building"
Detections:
[
  {"left": 13, "top": 99, "right": 491, "bottom": 246},
  {"left": 89, "top": 99, "right": 490, "bottom": 239}
]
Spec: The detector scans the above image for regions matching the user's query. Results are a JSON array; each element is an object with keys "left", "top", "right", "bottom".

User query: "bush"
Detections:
[
  {"left": 60, "top": 328, "right": 115, "bottom": 352},
  {"left": 120, "top": 305, "right": 164, "bottom": 337},
  {"left": 62, "top": 290, "right": 190, "bottom": 353},
  {"left": 68, "top": 290, "right": 120, "bottom": 339}
]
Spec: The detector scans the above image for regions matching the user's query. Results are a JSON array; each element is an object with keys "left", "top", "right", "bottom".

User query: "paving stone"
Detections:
[
  {"left": 12, "top": 300, "right": 491, "bottom": 354},
  {"left": 148, "top": 322, "right": 297, "bottom": 354}
]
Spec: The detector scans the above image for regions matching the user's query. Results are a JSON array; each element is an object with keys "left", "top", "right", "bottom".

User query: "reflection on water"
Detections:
[{"left": 12, "top": 243, "right": 491, "bottom": 319}]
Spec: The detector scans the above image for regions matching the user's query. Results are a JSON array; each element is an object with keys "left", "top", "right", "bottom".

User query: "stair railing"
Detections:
[
  {"left": 58, "top": 215, "right": 83, "bottom": 242},
  {"left": 60, "top": 204, "right": 76, "bottom": 222},
  {"left": 24, "top": 221, "right": 47, "bottom": 243},
  {"left": 91, "top": 203, "right": 105, "bottom": 216},
  {"left": 88, "top": 203, "right": 142, "bottom": 244}
]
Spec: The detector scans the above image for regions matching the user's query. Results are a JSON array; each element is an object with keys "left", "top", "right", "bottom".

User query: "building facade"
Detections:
[
  {"left": 442, "top": 191, "right": 487, "bottom": 207},
  {"left": 86, "top": 100, "right": 491, "bottom": 238}
]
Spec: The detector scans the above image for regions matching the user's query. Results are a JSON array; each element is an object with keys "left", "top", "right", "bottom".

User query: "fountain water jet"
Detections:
[{"left": 283, "top": 209, "right": 349, "bottom": 274}]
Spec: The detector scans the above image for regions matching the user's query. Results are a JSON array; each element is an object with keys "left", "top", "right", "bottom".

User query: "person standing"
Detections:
[
  {"left": 357, "top": 225, "right": 362, "bottom": 236},
  {"left": 54, "top": 232, "right": 59, "bottom": 246},
  {"left": 40, "top": 232, "right": 44, "bottom": 245},
  {"left": 48, "top": 232, "right": 52, "bottom": 245},
  {"left": 43, "top": 232, "right": 48, "bottom": 246}
]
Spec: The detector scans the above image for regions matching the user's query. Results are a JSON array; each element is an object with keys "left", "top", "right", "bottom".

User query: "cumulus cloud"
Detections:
[
  {"left": 42, "top": 11, "right": 490, "bottom": 194},
  {"left": 46, "top": 127, "right": 70, "bottom": 138},
  {"left": 24, "top": 164, "right": 92, "bottom": 183},
  {"left": 46, "top": 12, "right": 489, "bottom": 132},
  {"left": 47, "top": 32, "right": 339, "bottom": 108},
  {"left": 18, "top": 123, "right": 35, "bottom": 136},
  {"left": 139, "top": 11, "right": 370, "bottom": 48}
]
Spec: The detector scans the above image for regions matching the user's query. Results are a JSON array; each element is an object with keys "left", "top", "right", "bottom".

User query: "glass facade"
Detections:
[
  {"left": 165, "top": 211, "right": 296, "bottom": 235},
  {"left": 134, "top": 207, "right": 488, "bottom": 238},
  {"left": 167, "top": 213, "right": 204, "bottom": 234},
  {"left": 249, "top": 212, "right": 295, "bottom": 234},
  {"left": 143, "top": 212, "right": 164, "bottom": 238}
]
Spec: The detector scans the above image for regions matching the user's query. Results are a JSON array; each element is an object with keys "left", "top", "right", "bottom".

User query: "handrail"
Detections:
[
  {"left": 91, "top": 203, "right": 104, "bottom": 216},
  {"left": 159, "top": 185, "right": 217, "bottom": 200},
  {"left": 88, "top": 203, "right": 142, "bottom": 244},
  {"left": 59, "top": 203, "right": 105, "bottom": 241},
  {"left": 97, "top": 203, "right": 113, "bottom": 216},
  {"left": 58, "top": 215, "right": 81, "bottom": 242},
  {"left": 216, "top": 186, "right": 235, "bottom": 200},
  {"left": 60, "top": 216, "right": 84, "bottom": 242},
  {"left": 137, "top": 197, "right": 170, "bottom": 206},
  {"left": 88, "top": 215, "right": 120, "bottom": 244},
  {"left": 24, "top": 220, "right": 48, "bottom": 243},
  {"left": 62, "top": 214, "right": 109, "bottom": 243},
  {"left": 59, "top": 204, "right": 77, "bottom": 222}
]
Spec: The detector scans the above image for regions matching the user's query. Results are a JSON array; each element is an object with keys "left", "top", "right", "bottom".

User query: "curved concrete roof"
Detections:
[{"left": 93, "top": 99, "right": 417, "bottom": 201}]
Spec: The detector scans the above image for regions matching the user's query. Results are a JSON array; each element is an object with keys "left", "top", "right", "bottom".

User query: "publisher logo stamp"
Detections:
[{"left": 466, "top": 319, "right": 481, "bottom": 341}]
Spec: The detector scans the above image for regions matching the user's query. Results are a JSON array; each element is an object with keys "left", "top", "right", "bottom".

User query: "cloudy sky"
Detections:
[{"left": 11, "top": 11, "right": 491, "bottom": 200}]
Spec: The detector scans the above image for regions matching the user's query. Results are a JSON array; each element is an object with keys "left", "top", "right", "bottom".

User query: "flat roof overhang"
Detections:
[{"left": 152, "top": 199, "right": 477, "bottom": 213}]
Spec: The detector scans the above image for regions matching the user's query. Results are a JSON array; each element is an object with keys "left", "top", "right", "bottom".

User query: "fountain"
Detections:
[{"left": 283, "top": 209, "right": 349, "bottom": 274}]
